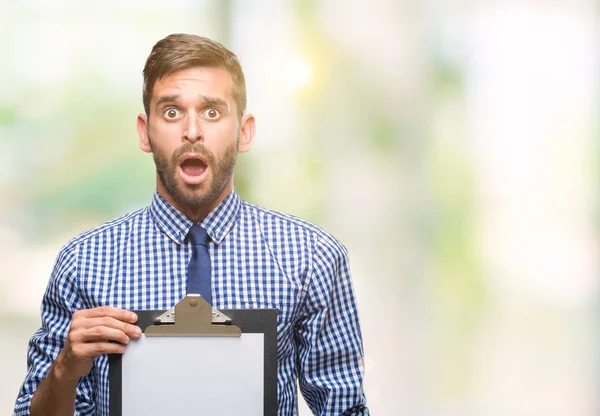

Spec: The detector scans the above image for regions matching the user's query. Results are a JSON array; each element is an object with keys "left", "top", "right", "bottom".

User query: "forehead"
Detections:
[{"left": 151, "top": 67, "right": 234, "bottom": 101}]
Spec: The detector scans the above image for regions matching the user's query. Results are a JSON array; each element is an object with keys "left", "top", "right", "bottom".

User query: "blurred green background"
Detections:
[{"left": 1, "top": 1, "right": 598, "bottom": 414}]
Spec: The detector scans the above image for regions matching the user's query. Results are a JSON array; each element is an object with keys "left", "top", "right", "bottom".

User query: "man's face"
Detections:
[{"left": 137, "top": 67, "right": 254, "bottom": 220}]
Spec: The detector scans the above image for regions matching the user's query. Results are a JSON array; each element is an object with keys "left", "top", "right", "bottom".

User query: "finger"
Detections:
[
  {"left": 71, "top": 317, "right": 142, "bottom": 339},
  {"left": 72, "top": 341, "right": 128, "bottom": 358},
  {"left": 76, "top": 306, "right": 138, "bottom": 323},
  {"left": 71, "top": 316, "right": 139, "bottom": 333},
  {"left": 80, "top": 326, "right": 133, "bottom": 345},
  {"left": 92, "top": 341, "right": 128, "bottom": 356}
]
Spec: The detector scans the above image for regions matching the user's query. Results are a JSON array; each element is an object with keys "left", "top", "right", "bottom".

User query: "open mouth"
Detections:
[{"left": 179, "top": 154, "right": 209, "bottom": 185}]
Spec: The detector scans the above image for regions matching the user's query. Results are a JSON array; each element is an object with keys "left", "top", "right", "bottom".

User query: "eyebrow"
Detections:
[
  {"left": 155, "top": 94, "right": 230, "bottom": 112},
  {"left": 155, "top": 94, "right": 180, "bottom": 109}
]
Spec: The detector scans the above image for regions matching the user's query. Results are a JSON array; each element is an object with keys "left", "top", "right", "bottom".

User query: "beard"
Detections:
[{"left": 150, "top": 136, "right": 238, "bottom": 211}]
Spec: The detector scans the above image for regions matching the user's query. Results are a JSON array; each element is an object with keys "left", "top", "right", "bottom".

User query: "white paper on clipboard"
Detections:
[{"left": 121, "top": 333, "right": 264, "bottom": 415}]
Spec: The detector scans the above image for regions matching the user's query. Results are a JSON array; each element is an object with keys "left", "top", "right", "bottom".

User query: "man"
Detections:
[{"left": 14, "top": 33, "right": 368, "bottom": 415}]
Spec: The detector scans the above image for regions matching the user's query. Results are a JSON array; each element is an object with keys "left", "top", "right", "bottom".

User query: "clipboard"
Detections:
[{"left": 109, "top": 295, "right": 278, "bottom": 415}]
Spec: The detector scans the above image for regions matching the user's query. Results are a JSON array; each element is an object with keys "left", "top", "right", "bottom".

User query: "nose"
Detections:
[{"left": 183, "top": 113, "right": 203, "bottom": 143}]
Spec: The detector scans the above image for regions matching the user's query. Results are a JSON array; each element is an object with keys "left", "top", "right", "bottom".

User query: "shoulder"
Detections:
[
  {"left": 59, "top": 207, "right": 149, "bottom": 254},
  {"left": 44, "top": 208, "right": 149, "bottom": 303},
  {"left": 239, "top": 200, "right": 347, "bottom": 255}
]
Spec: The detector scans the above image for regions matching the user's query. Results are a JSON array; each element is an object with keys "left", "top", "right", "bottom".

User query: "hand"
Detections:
[{"left": 55, "top": 306, "right": 141, "bottom": 380}]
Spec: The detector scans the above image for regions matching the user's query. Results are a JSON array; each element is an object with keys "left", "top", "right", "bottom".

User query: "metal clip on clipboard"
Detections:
[{"left": 145, "top": 294, "right": 241, "bottom": 337}]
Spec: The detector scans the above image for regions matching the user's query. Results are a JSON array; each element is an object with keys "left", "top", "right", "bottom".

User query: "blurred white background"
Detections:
[{"left": 1, "top": 0, "right": 598, "bottom": 414}]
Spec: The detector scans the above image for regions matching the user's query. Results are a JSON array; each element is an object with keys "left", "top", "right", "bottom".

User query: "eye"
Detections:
[
  {"left": 163, "top": 107, "right": 181, "bottom": 120},
  {"left": 203, "top": 108, "right": 221, "bottom": 120}
]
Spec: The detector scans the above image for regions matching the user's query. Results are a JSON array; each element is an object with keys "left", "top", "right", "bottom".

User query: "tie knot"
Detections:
[{"left": 188, "top": 224, "right": 209, "bottom": 246}]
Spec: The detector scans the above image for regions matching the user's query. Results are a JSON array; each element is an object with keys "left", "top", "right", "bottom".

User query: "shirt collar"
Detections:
[
  {"left": 199, "top": 188, "right": 242, "bottom": 244},
  {"left": 149, "top": 189, "right": 241, "bottom": 245}
]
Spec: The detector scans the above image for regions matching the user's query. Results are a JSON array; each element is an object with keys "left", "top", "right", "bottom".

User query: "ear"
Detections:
[
  {"left": 237, "top": 113, "right": 256, "bottom": 153},
  {"left": 137, "top": 113, "right": 152, "bottom": 153}
]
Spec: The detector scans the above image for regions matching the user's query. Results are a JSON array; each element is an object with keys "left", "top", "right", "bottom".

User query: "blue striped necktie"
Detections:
[{"left": 186, "top": 224, "right": 212, "bottom": 305}]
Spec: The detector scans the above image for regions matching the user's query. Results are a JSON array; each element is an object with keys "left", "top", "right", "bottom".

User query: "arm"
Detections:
[
  {"left": 295, "top": 233, "right": 369, "bottom": 415},
  {"left": 29, "top": 306, "right": 140, "bottom": 416},
  {"left": 13, "top": 245, "right": 141, "bottom": 416}
]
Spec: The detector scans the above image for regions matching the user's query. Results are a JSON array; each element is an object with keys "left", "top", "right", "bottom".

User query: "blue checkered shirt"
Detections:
[{"left": 14, "top": 190, "right": 368, "bottom": 415}]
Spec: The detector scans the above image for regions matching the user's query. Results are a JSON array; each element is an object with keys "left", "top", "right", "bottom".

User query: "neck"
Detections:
[{"left": 156, "top": 178, "right": 233, "bottom": 223}]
